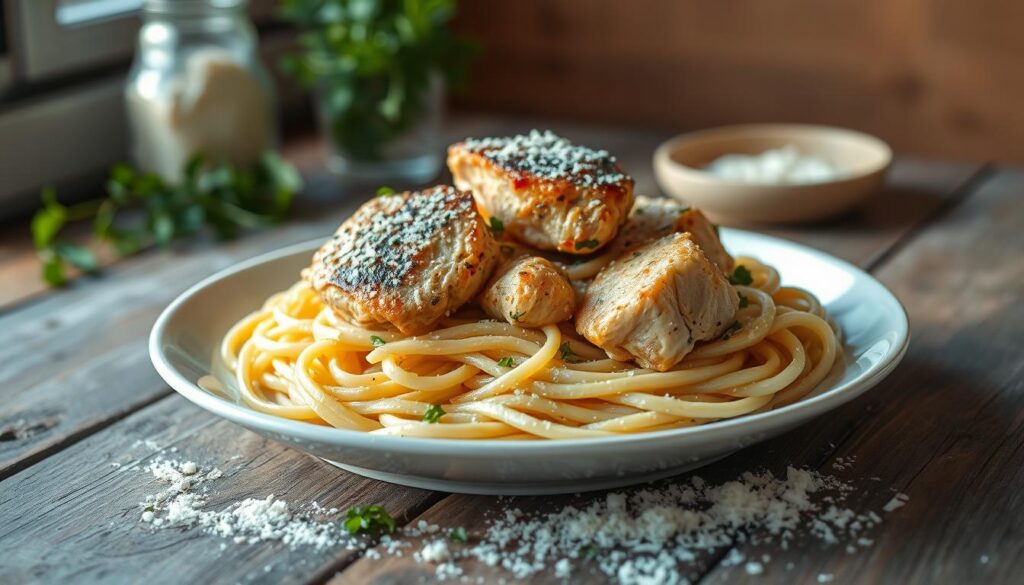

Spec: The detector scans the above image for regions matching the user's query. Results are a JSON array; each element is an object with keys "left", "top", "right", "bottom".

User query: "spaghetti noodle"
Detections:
[{"left": 204, "top": 257, "right": 840, "bottom": 440}]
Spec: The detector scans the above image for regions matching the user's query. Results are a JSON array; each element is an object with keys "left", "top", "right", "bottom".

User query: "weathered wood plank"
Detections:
[
  {"left": 0, "top": 394, "right": 442, "bottom": 585},
  {"left": 692, "top": 168, "right": 1024, "bottom": 583},
  {"left": 1, "top": 117, "right": 977, "bottom": 482}
]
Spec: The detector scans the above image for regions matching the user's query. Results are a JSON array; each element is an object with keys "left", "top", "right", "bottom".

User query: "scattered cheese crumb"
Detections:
[
  {"left": 882, "top": 493, "right": 909, "bottom": 512},
  {"left": 137, "top": 456, "right": 895, "bottom": 584}
]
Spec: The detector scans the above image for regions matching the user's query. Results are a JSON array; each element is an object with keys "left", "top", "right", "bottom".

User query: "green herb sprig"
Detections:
[
  {"left": 31, "top": 153, "right": 300, "bottom": 286},
  {"left": 729, "top": 265, "right": 753, "bottom": 286},
  {"left": 343, "top": 505, "right": 396, "bottom": 537},
  {"left": 559, "top": 342, "right": 582, "bottom": 364},
  {"left": 280, "top": 0, "right": 478, "bottom": 161},
  {"left": 449, "top": 526, "right": 468, "bottom": 543},
  {"left": 423, "top": 404, "right": 446, "bottom": 423}
]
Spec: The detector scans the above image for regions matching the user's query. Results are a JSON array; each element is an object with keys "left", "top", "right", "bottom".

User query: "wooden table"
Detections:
[{"left": 1, "top": 113, "right": 1020, "bottom": 584}]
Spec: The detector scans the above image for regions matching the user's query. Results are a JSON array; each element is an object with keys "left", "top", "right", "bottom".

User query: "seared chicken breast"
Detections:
[
  {"left": 305, "top": 186, "right": 499, "bottom": 335},
  {"left": 612, "top": 195, "right": 734, "bottom": 272},
  {"left": 576, "top": 233, "right": 739, "bottom": 371},
  {"left": 448, "top": 130, "right": 634, "bottom": 254},
  {"left": 480, "top": 256, "right": 576, "bottom": 327}
]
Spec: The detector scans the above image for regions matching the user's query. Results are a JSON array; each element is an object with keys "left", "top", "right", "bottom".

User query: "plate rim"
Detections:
[{"left": 149, "top": 228, "right": 909, "bottom": 456}]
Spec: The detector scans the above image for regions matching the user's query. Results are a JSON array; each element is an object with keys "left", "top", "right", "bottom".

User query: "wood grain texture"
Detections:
[
  {"left": 0, "top": 395, "right": 442, "bottom": 585},
  {"left": 453, "top": 0, "right": 1024, "bottom": 163}
]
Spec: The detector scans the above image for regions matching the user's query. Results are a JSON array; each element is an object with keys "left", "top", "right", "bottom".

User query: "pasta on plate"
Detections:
[{"left": 205, "top": 255, "right": 840, "bottom": 440}]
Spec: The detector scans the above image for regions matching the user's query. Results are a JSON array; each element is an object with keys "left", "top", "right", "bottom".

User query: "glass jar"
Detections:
[
  {"left": 316, "top": 74, "right": 444, "bottom": 186},
  {"left": 125, "top": 0, "right": 276, "bottom": 182}
]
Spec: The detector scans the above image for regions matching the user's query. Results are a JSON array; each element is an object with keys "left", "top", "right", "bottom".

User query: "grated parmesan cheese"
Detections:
[{"left": 137, "top": 457, "right": 908, "bottom": 584}]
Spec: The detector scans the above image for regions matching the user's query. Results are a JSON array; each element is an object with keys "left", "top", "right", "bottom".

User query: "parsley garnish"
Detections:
[
  {"left": 497, "top": 356, "right": 515, "bottom": 367},
  {"left": 343, "top": 505, "right": 395, "bottom": 536},
  {"left": 721, "top": 321, "right": 742, "bottom": 340},
  {"left": 575, "top": 239, "right": 599, "bottom": 250},
  {"left": 738, "top": 292, "right": 749, "bottom": 308},
  {"left": 509, "top": 310, "right": 526, "bottom": 322},
  {"left": 729, "top": 265, "right": 753, "bottom": 286},
  {"left": 376, "top": 185, "right": 396, "bottom": 197},
  {"left": 489, "top": 216, "right": 504, "bottom": 235},
  {"left": 423, "top": 404, "right": 445, "bottom": 423},
  {"left": 450, "top": 527, "right": 469, "bottom": 543},
  {"left": 370, "top": 335, "right": 386, "bottom": 347},
  {"left": 559, "top": 342, "right": 582, "bottom": 363},
  {"left": 578, "top": 543, "right": 598, "bottom": 559},
  {"left": 30, "top": 153, "right": 300, "bottom": 286},
  {"left": 677, "top": 206, "right": 691, "bottom": 214},
  {"left": 634, "top": 207, "right": 644, "bottom": 215}
]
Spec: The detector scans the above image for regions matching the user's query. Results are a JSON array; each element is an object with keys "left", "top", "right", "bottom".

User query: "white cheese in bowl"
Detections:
[{"left": 705, "top": 145, "right": 842, "bottom": 184}]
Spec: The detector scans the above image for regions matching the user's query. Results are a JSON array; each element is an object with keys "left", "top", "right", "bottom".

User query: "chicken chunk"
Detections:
[
  {"left": 305, "top": 186, "right": 499, "bottom": 335},
  {"left": 611, "top": 195, "right": 734, "bottom": 272},
  {"left": 480, "top": 256, "right": 576, "bottom": 327},
  {"left": 448, "top": 130, "right": 634, "bottom": 254},
  {"left": 576, "top": 233, "right": 739, "bottom": 371}
]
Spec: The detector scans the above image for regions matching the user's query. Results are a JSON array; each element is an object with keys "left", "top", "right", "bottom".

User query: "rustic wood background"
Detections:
[{"left": 452, "top": 0, "right": 1024, "bottom": 163}]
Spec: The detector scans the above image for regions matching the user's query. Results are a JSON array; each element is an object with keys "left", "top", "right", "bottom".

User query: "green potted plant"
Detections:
[{"left": 280, "top": 0, "right": 476, "bottom": 183}]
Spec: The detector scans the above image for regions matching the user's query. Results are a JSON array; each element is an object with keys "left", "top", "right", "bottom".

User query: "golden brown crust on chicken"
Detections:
[
  {"left": 576, "top": 233, "right": 739, "bottom": 371},
  {"left": 448, "top": 130, "right": 634, "bottom": 254},
  {"left": 479, "top": 256, "right": 576, "bottom": 327},
  {"left": 304, "top": 186, "right": 499, "bottom": 335},
  {"left": 611, "top": 195, "right": 734, "bottom": 273}
]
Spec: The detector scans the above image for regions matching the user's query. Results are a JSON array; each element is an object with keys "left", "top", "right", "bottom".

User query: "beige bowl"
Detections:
[{"left": 653, "top": 124, "right": 892, "bottom": 224}]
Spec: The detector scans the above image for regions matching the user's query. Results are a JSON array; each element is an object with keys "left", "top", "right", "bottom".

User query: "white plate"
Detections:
[{"left": 150, "top": 229, "right": 908, "bottom": 495}]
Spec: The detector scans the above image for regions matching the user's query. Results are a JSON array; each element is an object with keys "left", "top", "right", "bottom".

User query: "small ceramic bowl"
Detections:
[{"left": 653, "top": 124, "right": 892, "bottom": 224}]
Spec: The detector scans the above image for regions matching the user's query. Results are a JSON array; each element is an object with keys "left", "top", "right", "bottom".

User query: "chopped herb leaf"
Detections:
[
  {"left": 657, "top": 224, "right": 672, "bottom": 231},
  {"left": 738, "top": 292, "right": 749, "bottom": 308},
  {"left": 489, "top": 216, "right": 504, "bottom": 235},
  {"left": 500, "top": 245, "right": 517, "bottom": 256},
  {"left": 677, "top": 206, "right": 691, "bottom": 214},
  {"left": 729, "top": 265, "right": 753, "bottom": 286},
  {"left": 30, "top": 153, "right": 300, "bottom": 287},
  {"left": 509, "top": 310, "right": 526, "bottom": 322},
  {"left": 370, "top": 335, "right": 386, "bottom": 347},
  {"left": 423, "top": 404, "right": 445, "bottom": 423},
  {"left": 376, "top": 185, "right": 396, "bottom": 197},
  {"left": 578, "top": 543, "right": 598, "bottom": 559},
  {"left": 574, "top": 239, "right": 599, "bottom": 250},
  {"left": 721, "top": 321, "right": 742, "bottom": 340},
  {"left": 634, "top": 207, "right": 644, "bottom": 215},
  {"left": 343, "top": 505, "right": 395, "bottom": 536},
  {"left": 559, "top": 342, "right": 582, "bottom": 363},
  {"left": 450, "top": 527, "right": 468, "bottom": 543},
  {"left": 497, "top": 356, "right": 515, "bottom": 367}
]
